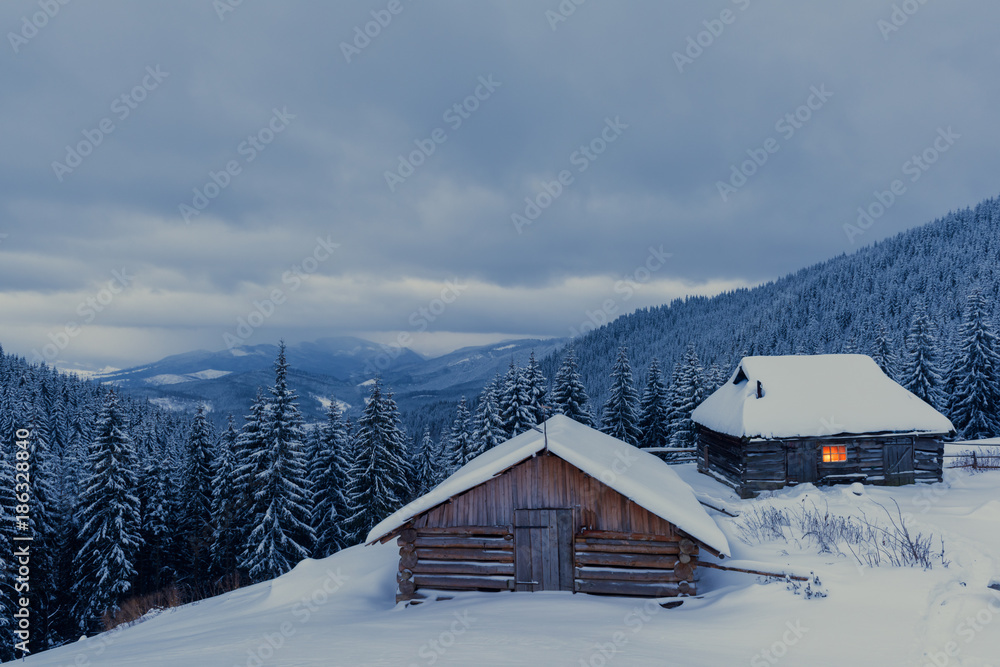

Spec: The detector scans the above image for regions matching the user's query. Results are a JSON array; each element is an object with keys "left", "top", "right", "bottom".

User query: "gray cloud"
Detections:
[{"left": 1, "top": 0, "right": 997, "bottom": 367}]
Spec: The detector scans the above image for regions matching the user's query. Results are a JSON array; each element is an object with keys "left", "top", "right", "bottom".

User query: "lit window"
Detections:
[{"left": 822, "top": 445, "right": 847, "bottom": 463}]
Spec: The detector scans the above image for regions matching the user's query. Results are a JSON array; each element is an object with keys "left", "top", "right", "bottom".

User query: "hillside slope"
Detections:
[{"left": 21, "top": 467, "right": 1000, "bottom": 666}]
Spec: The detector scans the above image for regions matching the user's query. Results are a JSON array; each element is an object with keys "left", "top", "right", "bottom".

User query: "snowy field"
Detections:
[{"left": 24, "top": 466, "right": 1000, "bottom": 667}]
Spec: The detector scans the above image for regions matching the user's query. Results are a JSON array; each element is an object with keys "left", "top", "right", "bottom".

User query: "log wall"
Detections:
[{"left": 697, "top": 425, "right": 945, "bottom": 498}]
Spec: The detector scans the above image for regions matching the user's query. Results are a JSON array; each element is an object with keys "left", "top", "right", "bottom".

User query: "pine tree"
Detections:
[
  {"left": 949, "top": 290, "right": 1000, "bottom": 439},
  {"left": 869, "top": 322, "right": 898, "bottom": 380},
  {"left": 638, "top": 358, "right": 670, "bottom": 449},
  {"left": 72, "top": 390, "right": 141, "bottom": 632},
  {"left": 444, "top": 397, "right": 475, "bottom": 473},
  {"left": 343, "top": 378, "right": 410, "bottom": 544},
  {"left": 499, "top": 361, "right": 534, "bottom": 438},
  {"left": 900, "top": 302, "right": 943, "bottom": 409},
  {"left": 179, "top": 404, "right": 215, "bottom": 582},
  {"left": 210, "top": 416, "right": 241, "bottom": 583},
  {"left": 243, "top": 343, "right": 316, "bottom": 582},
  {"left": 669, "top": 345, "right": 705, "bottom": 449},
  {"left": 472, "top": 383, "right": 507, "bottom": 454},
  {"left": 600, "top": 347, "right": 641, "bottom": 445},
  {"left": 551, "top": 347, "right": 593, "bottom": 426},
  {"left": 311, "top": 401, "right": 352, "bottom": 558}
]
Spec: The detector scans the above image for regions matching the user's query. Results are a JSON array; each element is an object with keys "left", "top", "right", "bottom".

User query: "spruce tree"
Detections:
[
  {"left": 900, "top": 302, "right": 943, "bottom": 409},
  {"left": 310, "top": 401, "right": 352, "bottom": 558},
  {"left": 413, "top": 429, "right": 443, "bottom": 497},
  {"left": 473, "top": 383, "right": 507, "bottom": 454},
  {"left": 669, "top": 345, "right": 705, "bottom": 449},
  {"left": 72, "top": 390, "right": 141, "bottom": 632},
  {"left": 233, "top": 388, "right": 269, "bottom": 573},
  {"left": 524, "top": 351, "right": 548, "bottom": 423},
  {"left": 869, "top": 322, "right": 898, "bottom": 380},
  {"left": 600, "top": 347, "right": 641, "bottom": 445},
  {"left": 949, "top": 290, "right": 1000, "bottom": 439},
  {"left": 443, "top": 397, "right": 474, "bottom": 473},
  {"left": 499, "top": 361, "right": 534, "bottom": 438},
  {"left": 343, "top": 378, "right": 410, "bottom": 544},
  {"left": 180, "top": 405, "right": 215, "bottom": 582},
  {"left": 551, "top": 347, "right": 593, "bottom": 426},
  {"left": 210, "top": 416, "right": 241, "bottom": 583},
  {"left": 243, "top": 343, "right": 315, "bottom": 582},
  {"left": 638, "top": 358, "right": 670, "bottom": 449}
]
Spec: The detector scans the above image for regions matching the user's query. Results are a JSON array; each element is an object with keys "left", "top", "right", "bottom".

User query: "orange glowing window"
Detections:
[{"left": 822, "top": 445, "right": 847, "bottom": 463}]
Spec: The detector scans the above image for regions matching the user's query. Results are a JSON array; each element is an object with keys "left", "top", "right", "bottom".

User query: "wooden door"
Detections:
[
  {"left": 785, "top": 443, "right": 818, "bottom": 485},
  {"left": 883, "top": 444, "right": 915, "bottom": 486},
  {"left": 513, "top": 509, "right": 574, "bottom": 592}
]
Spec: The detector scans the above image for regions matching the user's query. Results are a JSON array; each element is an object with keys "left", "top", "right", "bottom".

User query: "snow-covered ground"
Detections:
[{"left": 24, "top": 467, "right": 1000, "bottom": 667}]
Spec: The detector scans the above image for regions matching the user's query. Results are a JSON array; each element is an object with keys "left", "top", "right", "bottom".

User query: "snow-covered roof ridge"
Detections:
[
  {"left": 366, "top": 414, "right": 730, "bottom": 557},
  {"left": 692, "top": 354, "right": 955, "bottom": 440}
]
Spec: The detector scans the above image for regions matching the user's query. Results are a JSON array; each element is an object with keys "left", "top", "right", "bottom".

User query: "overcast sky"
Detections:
[{"left": 1, "top": 0, "right": 997, "bottom": 369}]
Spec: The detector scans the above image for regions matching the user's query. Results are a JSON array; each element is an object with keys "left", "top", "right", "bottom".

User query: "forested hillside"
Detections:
[
  {"left": 0, "top": 348, "right": 193, "bottom": 657},
  {"left": 556, "top": 194, "right": 1000, "bottom": 420}
]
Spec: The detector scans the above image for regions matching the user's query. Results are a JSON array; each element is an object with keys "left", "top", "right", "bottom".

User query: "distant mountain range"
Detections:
[{"left": 94, "top": 336, "right": 566, "bottom": 426}]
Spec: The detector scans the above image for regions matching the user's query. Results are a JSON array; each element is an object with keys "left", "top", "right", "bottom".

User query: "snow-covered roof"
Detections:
[
  {"left": 366, "top": 414, "right": 730, "bottom": 556},
  {"left": 692, "top": 354, "right": 955, "bottom": 440}
]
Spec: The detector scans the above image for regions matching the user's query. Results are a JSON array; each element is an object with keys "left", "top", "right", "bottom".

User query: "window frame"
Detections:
[{"left": 821, "top": 444, "right": 848, "bottom": 463}]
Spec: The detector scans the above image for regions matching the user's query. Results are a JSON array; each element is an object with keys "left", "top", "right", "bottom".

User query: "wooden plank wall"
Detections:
[{"left": 415, "top": 454, "right": 680, "bottom": 536}]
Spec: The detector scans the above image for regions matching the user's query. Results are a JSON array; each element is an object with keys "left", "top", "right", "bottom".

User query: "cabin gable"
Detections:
[{"left": 394, "top": 452, "right": 704, "bottom": 603}]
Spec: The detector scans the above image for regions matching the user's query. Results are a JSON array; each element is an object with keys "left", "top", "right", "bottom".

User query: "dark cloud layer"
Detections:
[{"left": 1, "top": 0, "right": 997, "bottom": 367}]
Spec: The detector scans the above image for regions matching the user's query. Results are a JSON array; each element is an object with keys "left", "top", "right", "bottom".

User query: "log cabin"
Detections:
[
  {"left": 692, "top": 354, "right": 955, "bottom": 498},
  {"left": 366, "top": 414, "right": 730, "bottom": 604}
]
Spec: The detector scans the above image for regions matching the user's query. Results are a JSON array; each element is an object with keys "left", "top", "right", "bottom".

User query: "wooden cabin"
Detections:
[
  {"left": 692, "top": 354, "right": 955, "bottom": 498},
  {"left": 366, "top": 415, "right": 730, "bottom": 604}
]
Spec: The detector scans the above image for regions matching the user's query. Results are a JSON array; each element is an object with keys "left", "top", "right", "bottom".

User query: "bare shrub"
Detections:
[
  {"left": 102, "top": 573, "right": 246, "bottom": 632},
  {"left": 737, "top": 499, "right": 946, "bottom": 570}
]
